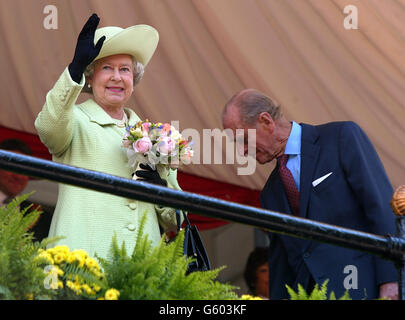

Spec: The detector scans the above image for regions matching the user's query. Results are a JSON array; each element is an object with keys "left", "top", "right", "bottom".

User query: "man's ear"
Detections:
[{"left": 257, "top": 112, "right": 275, "bottom": 133}]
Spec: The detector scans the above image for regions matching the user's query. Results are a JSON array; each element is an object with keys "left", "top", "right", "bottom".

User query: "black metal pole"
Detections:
[
  {"left": 1, "top": 150, "right": 405, "bottom": 263},
  {"left": 395, "top": 216, "right": 405, "bottom": 299}
]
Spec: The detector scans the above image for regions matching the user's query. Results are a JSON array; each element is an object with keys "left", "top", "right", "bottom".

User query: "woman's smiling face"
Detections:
[{"left": 88, "top": 54, "right": 134, "bottom": 110}]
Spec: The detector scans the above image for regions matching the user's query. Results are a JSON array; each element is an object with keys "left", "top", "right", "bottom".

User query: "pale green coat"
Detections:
[{"left": 35, "top": 68, "right": 180, "bottom": 259}]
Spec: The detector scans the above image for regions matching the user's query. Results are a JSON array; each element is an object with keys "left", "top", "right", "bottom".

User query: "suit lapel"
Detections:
[
  {"left": 261, "top": 169, "right": 291, "bottom": 213},
  {"left": 299, "top": 123, "right": 320, "bottom": 219},
  {"left": 261, "top": 170, "right": 291, "bottom": 242}
]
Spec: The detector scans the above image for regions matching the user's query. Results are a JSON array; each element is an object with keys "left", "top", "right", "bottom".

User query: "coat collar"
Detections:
[{"left": 78, "top": 99, "right": 141, "bottom": 126}]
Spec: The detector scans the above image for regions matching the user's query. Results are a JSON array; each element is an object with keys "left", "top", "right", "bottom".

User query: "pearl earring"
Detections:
[{"left": 88, "top": 84, "right": 91, "bottom": 88}]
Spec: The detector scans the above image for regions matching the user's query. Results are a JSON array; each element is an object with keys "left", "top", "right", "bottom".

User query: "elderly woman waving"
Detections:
[{"left": 35, "top": 14, "right": 181, "bottom": 258}]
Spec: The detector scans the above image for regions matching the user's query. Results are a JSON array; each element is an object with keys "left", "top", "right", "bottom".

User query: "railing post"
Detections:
[{"left": 391, "top": 185, "right": 405, "bottom": 300}]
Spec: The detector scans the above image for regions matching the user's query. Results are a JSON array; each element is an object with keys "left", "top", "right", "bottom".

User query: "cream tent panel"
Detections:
[{"left": 0, "top": 0, "right": 404, "bottom": 190}]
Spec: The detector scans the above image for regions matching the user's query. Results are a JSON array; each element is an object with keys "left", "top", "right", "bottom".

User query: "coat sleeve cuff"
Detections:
[{"left": 155, "top": 205, "right": 178, "bottom": 232}]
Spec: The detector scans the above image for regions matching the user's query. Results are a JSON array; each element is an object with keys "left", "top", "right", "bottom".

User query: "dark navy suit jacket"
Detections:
[{"left": 260, "top": 121, "right": 397, "bottom": 300}]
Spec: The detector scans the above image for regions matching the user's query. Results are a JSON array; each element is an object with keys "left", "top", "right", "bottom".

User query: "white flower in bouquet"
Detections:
[{"left": 122, "top": 120, "right": 193, "bottom": 175}]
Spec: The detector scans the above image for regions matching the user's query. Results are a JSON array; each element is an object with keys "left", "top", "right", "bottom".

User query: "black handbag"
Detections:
[{"left": 171, "top": 210, "right": 211, "bottom": 274}]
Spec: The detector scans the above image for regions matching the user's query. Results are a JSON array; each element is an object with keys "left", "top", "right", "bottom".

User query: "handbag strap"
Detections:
[{"left": 175, "top": 209, "right": 191, "bottom": 230}]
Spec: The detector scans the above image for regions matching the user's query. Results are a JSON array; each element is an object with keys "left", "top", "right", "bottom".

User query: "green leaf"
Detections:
[
  {"left": 286, "top": 279, "right": 352, "bottom": 300},
  {"left": 98, "top": 212, "right": 238, "bottom": 300},
  {"left": 0, "top": 193, "right": 57, "bottom": 300}
]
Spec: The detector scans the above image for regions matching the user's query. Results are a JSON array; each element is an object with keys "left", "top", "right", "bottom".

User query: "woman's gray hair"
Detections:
[
  {"left": 82, "top": 56, "right": 144, "bottom": 94},
  {"left": 224, "top": 90, "right": 282, "bottom": 125}
]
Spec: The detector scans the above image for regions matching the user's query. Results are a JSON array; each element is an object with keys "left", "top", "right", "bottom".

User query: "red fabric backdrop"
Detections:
[{"left": 0, "top": 125, "right": 261, "bottom": 230}]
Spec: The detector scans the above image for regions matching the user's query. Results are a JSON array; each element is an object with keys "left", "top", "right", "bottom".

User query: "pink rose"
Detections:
[
  {"left": 157, "top": 137, "right": 176, "bottom": 155},
  {"left": 133, "top": 137, "right": 152, "bottom": 154}
]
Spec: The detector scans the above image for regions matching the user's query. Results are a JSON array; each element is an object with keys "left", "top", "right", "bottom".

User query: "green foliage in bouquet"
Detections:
[
  {"left": 96, "top": 213, "right": 238, "bottom": 300},
  {"left": 0, "top": 194, "right": 59, "bottom": 299},
  {"left": 286, "top": 279, "right": 351, "bottom": 300}
]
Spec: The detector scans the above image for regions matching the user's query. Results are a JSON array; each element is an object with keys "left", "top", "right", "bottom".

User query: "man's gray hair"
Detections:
[
  {"left": 82, "top": 56, "right": 144, "bottom": 94},
  {"left": 224, "top": 90, "right": 282, "bottom": 125}
]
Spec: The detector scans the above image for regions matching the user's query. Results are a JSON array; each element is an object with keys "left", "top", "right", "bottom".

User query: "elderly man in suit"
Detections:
[{"left": 222, "top": 88, "right": 398, "bottom": 300}]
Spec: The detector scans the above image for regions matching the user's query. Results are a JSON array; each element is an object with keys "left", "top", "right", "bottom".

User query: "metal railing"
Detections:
[{"left": 0, "top": 149, "right": 404, "bottom": 299}]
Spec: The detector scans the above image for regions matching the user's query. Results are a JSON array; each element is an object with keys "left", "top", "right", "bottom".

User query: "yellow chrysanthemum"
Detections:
[
  {"left": 73, "top": 283, "right": 83, "bottom": 295},
  {"left": 93, "top": 269, "right": 105, "bottom": 279},
  {"left": 45, "top": 248, "right": 56, "bottom": 256},
  {"left": 85, "top": 257, "right": 99, "bottom": 270},
  {"left": 66, "top": 280, "right": 81, "bottom": 295},
  {"left": 68, "top": 252, "right": 85, "bottom": 268},
  {"left": 77, "top": 257, "right": 85, "bottom": 268},
  {"left": 71, "top": 249, "right": 89, "bottom": 259},
  {"left": 68, "top": 249, "right": 89, "bottom": 268},
  {"left": 105, "top": 288, "right": 120, "bottom": 300},
  {"left": 93, "top": 284, "right": 101, "bottom": 292},
  {"left": 55, "top": 266, "right": 64, "bottom": 277},
  {"left": 53, "top": 252, "right": 65, "bottom": 264},
  {"left": 53, "top": 245, "right": 70, "bottom": 254},
  {"left": 66, "top": 253, "right": 76, "bottom": 264},
  {"left": 82, "top": 284, "right": 94, "bottom": 295},
  {"left": 36, "top": 251, "right": 54, "bottom": 265},
  {"left": 240, "top": 294, "right": 263, "bottom": 300}
]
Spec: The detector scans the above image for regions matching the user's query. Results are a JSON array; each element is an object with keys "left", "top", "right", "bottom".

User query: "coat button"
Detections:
[
  {"left": 303, "top": 252, "right": 310, "bottom": 259},
  {"left": 128, "top": 202, "right": 137, "bottom": 210},
  {"left": 127, "top": 224, "right": 136, "bottom": 231}
]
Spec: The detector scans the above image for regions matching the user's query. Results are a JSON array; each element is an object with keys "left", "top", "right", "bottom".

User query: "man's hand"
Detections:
[
  {"left": 379, "top": 282, "right": 398, "bottom": 300},
  {"left": 135, "top": 164, "right": 167, "bottom": 186},
  {"left": 68, "top": 13, "right": 105, "bottom": 83}
]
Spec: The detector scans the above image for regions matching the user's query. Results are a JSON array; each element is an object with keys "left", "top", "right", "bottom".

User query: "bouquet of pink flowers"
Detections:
[{"left": 122, "top": 120, "right": 193, "bottom": 176}]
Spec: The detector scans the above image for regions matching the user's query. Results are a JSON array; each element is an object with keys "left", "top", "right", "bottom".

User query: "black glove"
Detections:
[
  {"left": 135, "top": 164, "right": 167, "bottom": 187},
  {"left": 68, "top": 13, "right": 105, "bottom": 84}
]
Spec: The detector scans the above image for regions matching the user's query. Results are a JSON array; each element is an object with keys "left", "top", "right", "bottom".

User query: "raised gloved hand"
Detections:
[
  {"left": 68, "top": 13, "right": 105, "bottom": 84},
  {"left": 135, "top": 164, "right": 168, "bottom": 187}
]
